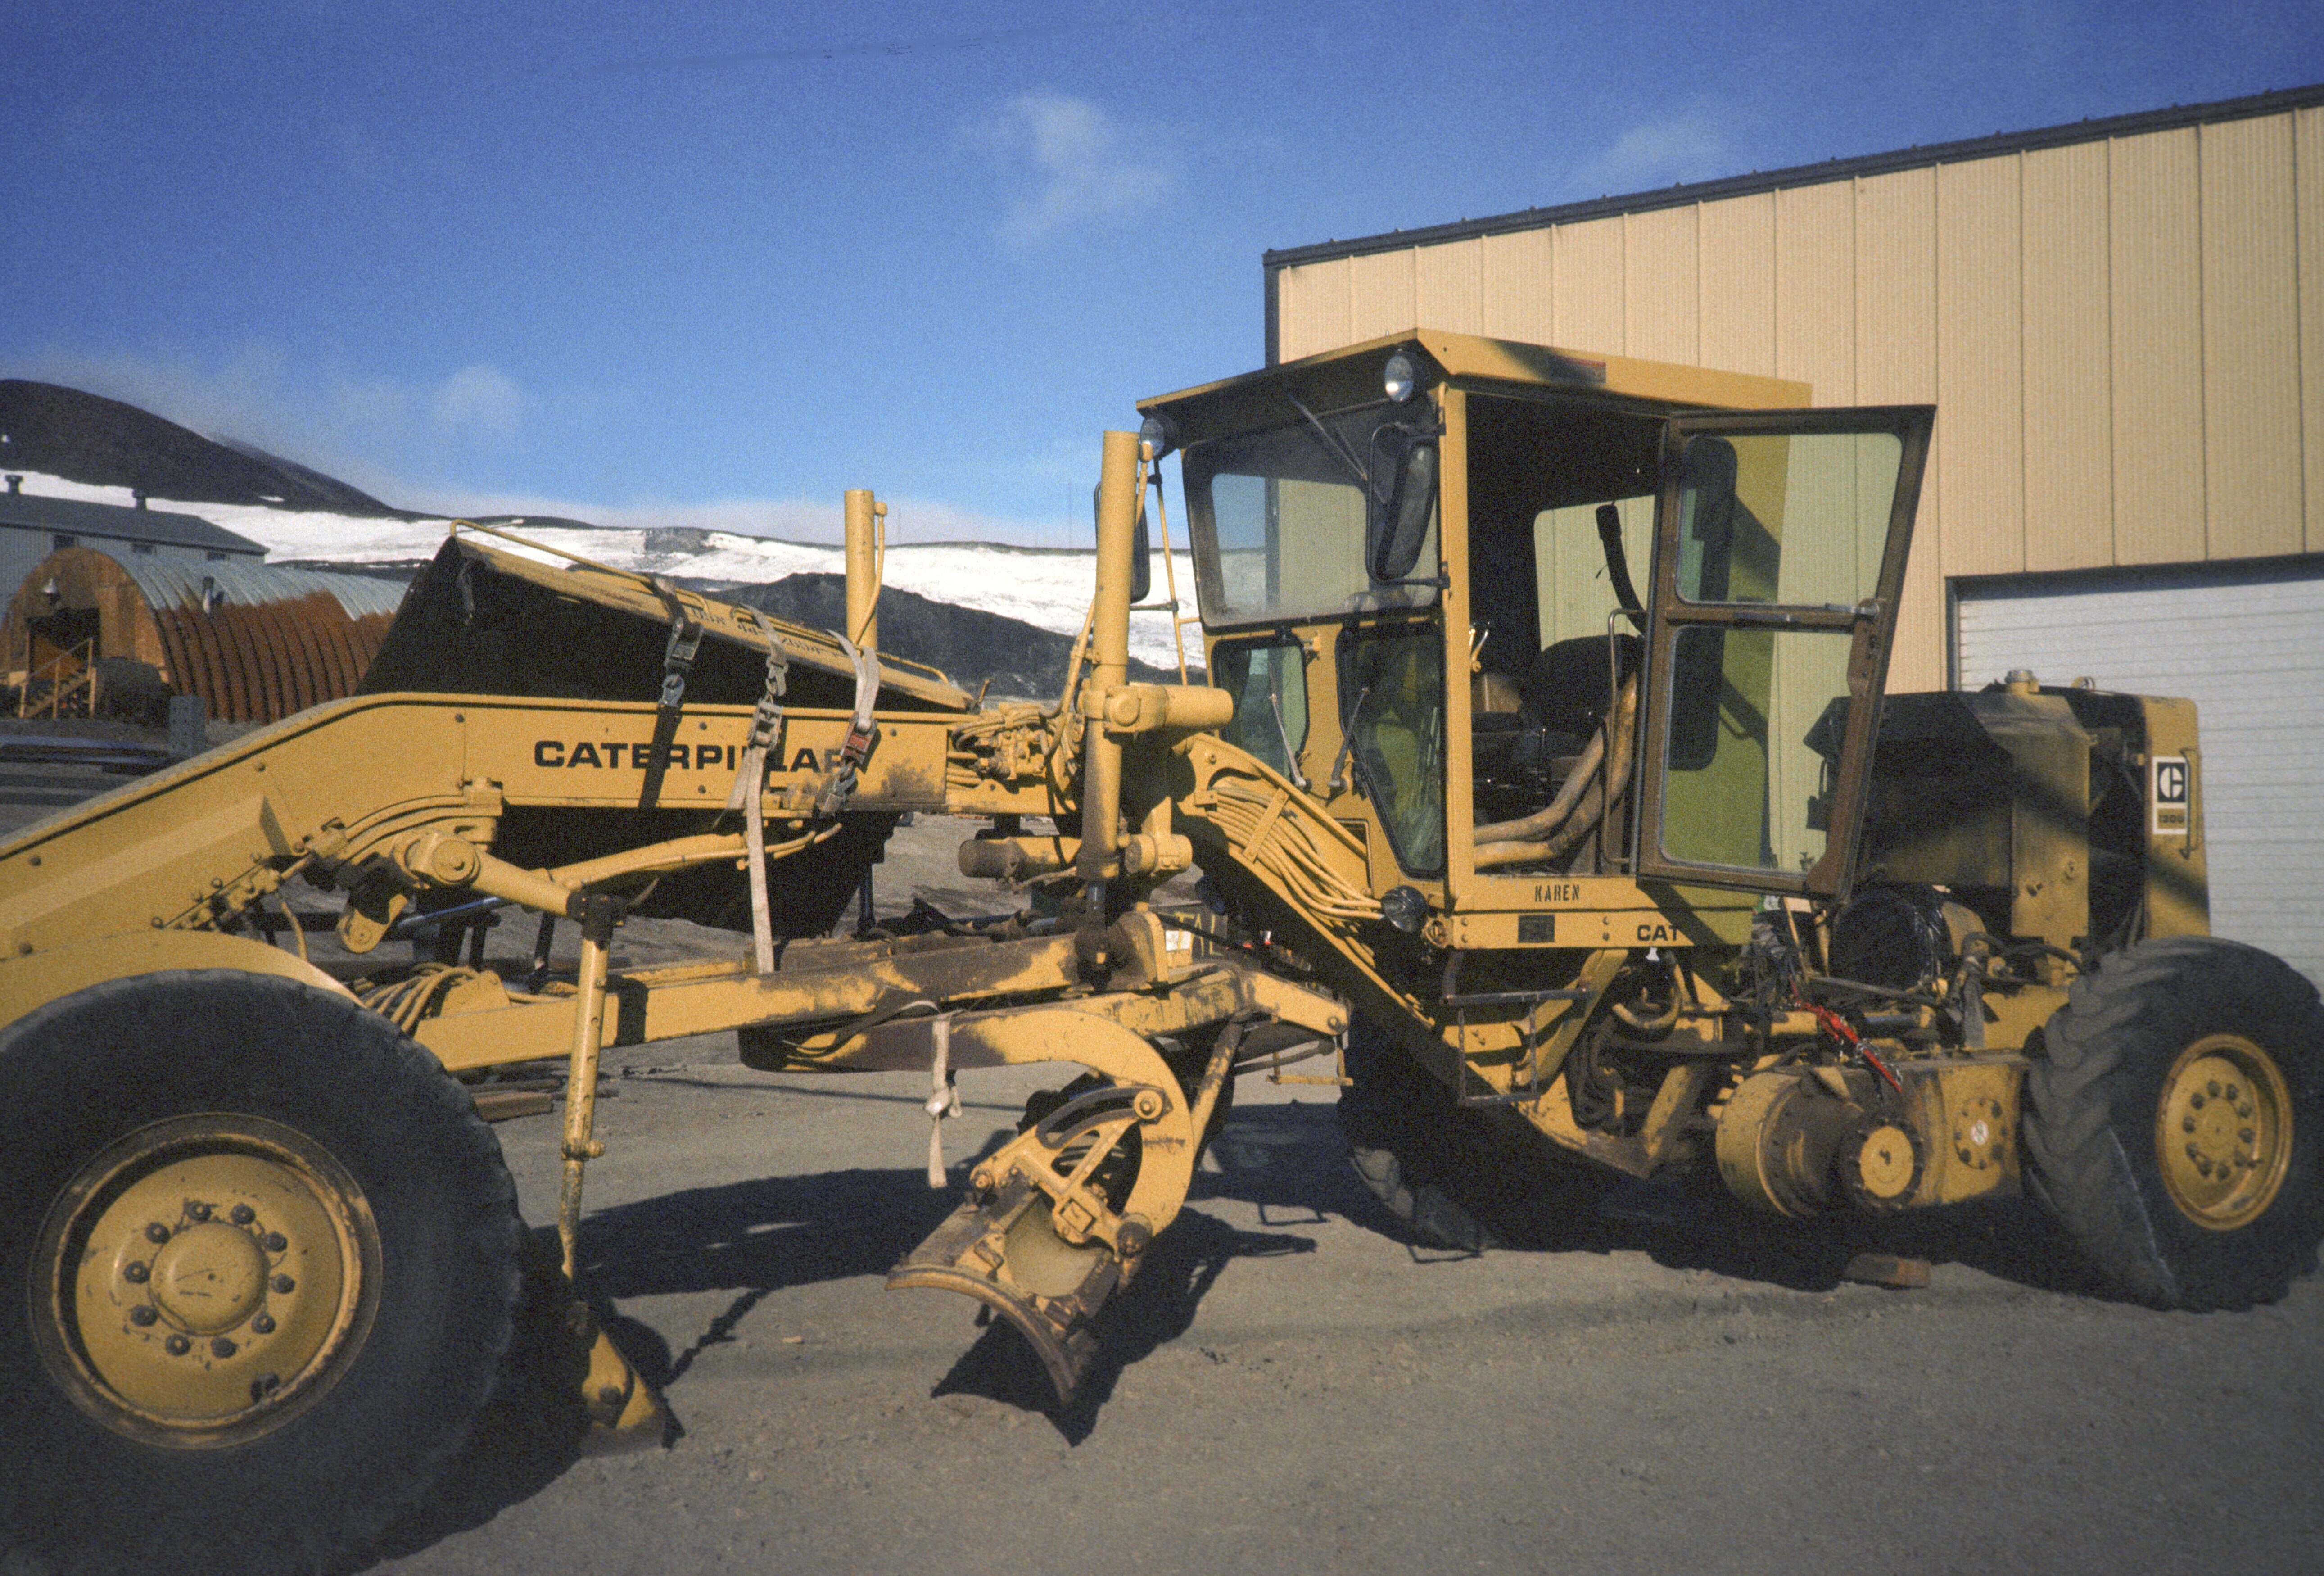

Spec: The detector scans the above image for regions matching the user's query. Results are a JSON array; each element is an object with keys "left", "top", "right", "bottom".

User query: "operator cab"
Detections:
[{"left": 1145, "top": 331, "right": 1931, "bottom": 909}]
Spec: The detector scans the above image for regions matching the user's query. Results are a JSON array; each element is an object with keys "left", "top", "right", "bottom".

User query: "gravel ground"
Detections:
[{"left": 371, "top": 1043, "right": 2324, "bottom": 1576}]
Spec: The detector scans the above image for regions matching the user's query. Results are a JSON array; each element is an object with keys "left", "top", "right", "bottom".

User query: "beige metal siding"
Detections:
[
  {"left": 1936, "top": 155, "right": 2027, "bottom": 578},
  {"left": 2108, "top": 127, "right": 2208, "bottom": 566},
  {"left": 1773, "top": 185, "right": 1847, "bottom": 396},
  {"left": 1624, "top": 206, "right": 1699, "bottom": 364},
  {"left": 2020, "top": 140, "right": 2113, "bottom": 572},
  {"left": 1854, "top": 169, "right": 1944, "bottom": 689},
  {"left": 1552, "top": 216, "right": 1626, "bottom": 349},
  {"left": 1273, "top": 102, "right": 2318, "bottom": 696},
  {"left": 2201, "top": 114, "right": 2303, "bottom": 561},
  {"left": 1481, "top": 227, "right": 1555, "bottom": 344},
  {"left": 2305, "top": 108, "right": 2324, "bottom": 552}
]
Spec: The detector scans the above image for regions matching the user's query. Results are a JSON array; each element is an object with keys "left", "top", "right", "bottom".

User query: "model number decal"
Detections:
[
  {"left": 531, "top": 741, "right": 850, "bottom": 773},
  {"left": 2152, "top": 754, "right": 2190, "bottom": 834}
]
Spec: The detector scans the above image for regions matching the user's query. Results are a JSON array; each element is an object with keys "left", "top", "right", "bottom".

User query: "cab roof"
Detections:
[{"left": 1139, "top": 329, "right": 1809, "bottom": 449}]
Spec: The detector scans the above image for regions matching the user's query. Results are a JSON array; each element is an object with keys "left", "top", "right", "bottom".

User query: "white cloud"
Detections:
[
  {"left": 966, "top": 91, "right": 1178, "bottom": 246},
  {"left": 428, "top": 363, "right": 526, "bottom": 436},
  {"left": 1565, "top": 113, "right": 1733, "bottom": 198}
]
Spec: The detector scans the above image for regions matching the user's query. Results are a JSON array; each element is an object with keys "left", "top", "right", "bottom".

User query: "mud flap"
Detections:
[{"left": 888, "top": 1176, "right": 1137, "bottom": 1403}]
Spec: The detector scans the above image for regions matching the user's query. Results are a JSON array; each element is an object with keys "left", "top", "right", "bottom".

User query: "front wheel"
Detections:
[
  {"left": 1339, "top": 1018, "right": 1611, "bottom": 1251},
  {"left": 2024, "top": 936, "right": 2324, "bottom": 1311},
  {"left": 0, "top": 971, "right": 524, "bottom": 1576}
]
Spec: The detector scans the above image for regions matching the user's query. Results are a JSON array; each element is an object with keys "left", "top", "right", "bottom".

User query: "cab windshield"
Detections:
[{"left": 1182, "top": 403, "right": 1440, "bottom": 628}]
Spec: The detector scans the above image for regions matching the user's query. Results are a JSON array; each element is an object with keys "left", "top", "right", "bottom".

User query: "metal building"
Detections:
[
  {"left": 1261, "top": 83, "right": 2324, "bottom": 980},
  {"left": 0, "top": 477, "right": 266, "bottom": 604},
  {"left": 3, "top": 547, "right": 407, "bottom": 725}
]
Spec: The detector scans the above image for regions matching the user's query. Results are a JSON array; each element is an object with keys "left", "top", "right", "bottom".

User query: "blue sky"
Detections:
[{"left": 5, "top": 1, "right": 2318, "bottom": 545}]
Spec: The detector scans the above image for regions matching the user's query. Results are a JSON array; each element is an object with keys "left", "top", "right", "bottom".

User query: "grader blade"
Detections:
[{"left": 889, "top": 1175, "right": 1133, "bottom": 1402}]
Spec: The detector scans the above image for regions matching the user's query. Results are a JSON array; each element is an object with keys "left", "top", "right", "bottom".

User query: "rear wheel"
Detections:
[
  {"left": 1339, "top": 1018, "right": 1610, "bottom": 1250},
  {"left": 2024, "top": 937, "right": 2324, "bottom": 1310},
  {"left": 0, "top": 971, "right": 524, "bottom": 1576}
]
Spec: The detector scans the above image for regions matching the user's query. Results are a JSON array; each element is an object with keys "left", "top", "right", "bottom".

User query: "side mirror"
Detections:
[
  {"left": 1092, "top": 483, "right": 1155, "bottom": 604},
  {"left": 1130, "top": 499, "right": 1152, "bottom": 603},
  {"left": 1365, "top": 424, "right": 1438, "bottom": 583}
]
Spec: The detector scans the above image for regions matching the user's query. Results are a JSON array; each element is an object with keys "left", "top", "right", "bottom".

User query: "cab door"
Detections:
[{"left": 1631, "top": 406, "right": 1934, "bottom": 901}]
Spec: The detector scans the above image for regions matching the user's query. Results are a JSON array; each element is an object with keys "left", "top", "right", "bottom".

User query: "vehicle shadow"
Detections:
[{"left": 360, "top": 1159, "right": 975, "bottom": 1569}]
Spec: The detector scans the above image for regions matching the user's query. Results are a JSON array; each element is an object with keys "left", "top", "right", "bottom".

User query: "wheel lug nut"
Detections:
[
  {"left": 2191, "top": 1093, "right": 2206, "bottom": 1110},
  {"left": 2186, "top": 1142, "right": 2201, "bottom": 1160},
  {"left": 2238, "top": 1103, "right": 2255, "bottom": 1119},
  {"left": 145, "top": 1223, "right": 171, "bottom": 1244},
  {"left": 271, "top": 1274, "right": 294, "bottom": 1294},
  {"left": 130, "top": 1305, "right": 158, "bottom": 1327},
  {"left": 2241, "top": 1127, "right": 2256, "bottom": 1143},
  {"left": 188, "top": 1203, "right": 211, "bottom": 1222},
  {"left": 251, "top": 1313, "right": 275, "bottom": 1335},
  {"left": 211, "top": 1337, "right": 236, "bottom": 1359},
  {"left": 263, "top": 1232, "right": 287, "bottom": 1253},
  {"left": 2208, "top": 1080, "right": 2223, "bottom": 1097},
  {"left": 2225, "top": 1083, "right": 2239, "bottom": 1100},
  {"left": 122, "top": 1261, "right": 149, "bottom": 1284},
  {"left": 230, "top": 1204, "right": 255, "bottom": 1225},
  {"left": 2182, "top": 1116, "right": 2197, "bottom": 1133},
  {"left": 165, "top": 1335, "right": 190, "bottom": 1356}
]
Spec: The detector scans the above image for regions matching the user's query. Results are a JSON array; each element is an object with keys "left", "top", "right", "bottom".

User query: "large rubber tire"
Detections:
[
  {"left": 2024, "top": 936, "right": 2324, "bottom": 1311},
  {"left": 0, "top": 971, "right": 524, "bottom": 1576},
  {"left": 1338, "top": 1018, "right": 1610, "bottom": 1251}
]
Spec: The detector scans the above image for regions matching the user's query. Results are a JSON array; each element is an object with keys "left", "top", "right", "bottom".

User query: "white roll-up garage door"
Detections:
[{"left": 1954, "top": 560, "right": 2324, "bottom": 986}]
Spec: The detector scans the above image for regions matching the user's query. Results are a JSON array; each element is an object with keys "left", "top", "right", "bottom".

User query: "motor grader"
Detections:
[{"left": 3, "top": 333, "right": 2319, "bottom": 1576}]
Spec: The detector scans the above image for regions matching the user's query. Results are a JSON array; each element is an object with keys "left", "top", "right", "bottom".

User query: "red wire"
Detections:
[{"left": 1801, "top": 997, "right": 1905, "bottom": 1095}]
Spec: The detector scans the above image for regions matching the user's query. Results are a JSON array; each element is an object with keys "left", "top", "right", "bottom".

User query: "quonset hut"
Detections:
[{"left": 2, "top": 546, "right": 407, "bottom": 724}]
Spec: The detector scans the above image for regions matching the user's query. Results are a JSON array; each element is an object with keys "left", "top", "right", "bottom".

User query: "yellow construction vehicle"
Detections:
[{"left": 3, "top": 334, "right": 2318, "bottom": 1576}]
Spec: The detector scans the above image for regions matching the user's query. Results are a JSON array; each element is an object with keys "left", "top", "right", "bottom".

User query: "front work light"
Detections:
[{"left": 1383, "top": 349, "right": 1420, "bottom": 403}]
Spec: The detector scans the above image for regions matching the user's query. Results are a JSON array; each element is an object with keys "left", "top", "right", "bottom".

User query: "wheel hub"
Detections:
[
  {"left": 2155, "top": 1035, "right": 2293, "bottom": 1230},
  {"left": 34, "top": 1115, "right": 379, "bottom": 1447},
  {"left": 149, "top": 1223, "right": 270, "bottom": 1334}
]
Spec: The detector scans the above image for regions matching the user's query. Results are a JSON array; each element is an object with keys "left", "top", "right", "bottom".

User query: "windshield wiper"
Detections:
[{"left": 1285, "top": 392, "right": 1370, "bottom": 489}]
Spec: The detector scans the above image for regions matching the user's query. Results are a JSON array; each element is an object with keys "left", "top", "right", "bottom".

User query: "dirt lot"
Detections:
[{"left": 371, "top": 1042, "right": 2324, "bottom": 1576}]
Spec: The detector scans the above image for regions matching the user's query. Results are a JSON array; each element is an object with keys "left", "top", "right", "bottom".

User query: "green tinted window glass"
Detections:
[
  {"left": 1659, "top": 625, "right": 1854, "bottom": 874},
  {"left": 1675, "top": 430, "right": 1902, "bottom": 607},
  {"left": 1342, "top": 625, "right": 1443, "bottom": 877},
  {"left": 1213, "top": 640, "right": 1309, "bottom": 780},
  {"left": 1185, "top": 409, "right": 1439, "bottom": 627}
]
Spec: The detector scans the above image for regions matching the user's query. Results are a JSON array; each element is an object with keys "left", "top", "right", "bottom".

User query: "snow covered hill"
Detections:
[{"left": 3, "top": 471, "right": 1201, "bottom": 675}]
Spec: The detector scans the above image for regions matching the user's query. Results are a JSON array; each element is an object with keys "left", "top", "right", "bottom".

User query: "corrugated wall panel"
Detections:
[
  {"left": 1347, "top": 249, "right": 1417, "bottom": 343},
  {"left": 1773, "top": 184, "right": 1851, "bottom": 397},
  {"left": 1958, "top": 563, "right": 2324, "bottom": 986},
  {"left": 2019, "top": 140, "right": 2114, "bottom": 573},
  {"left": 2305, "top": 109, "right": 2324, "bottom": 553},
  {"left": 1413, "top": 237, "right": 1484, "bottom": 337},
  {"left": 1553, "top": 215, "right": 1626, "bottom": 350},
  {"left": 1855, "top": 168, "right": 1944, "bottom": 691},
  {"left": 2109, "top": 127, "right": 2207, "bottom": 565},
  {"left": 1277, "top": 255, "right": 1349, "bottom": 363},
  {"left": 2201, "top": 115, "right": 2305, "bottom": 560},
  {"left": 1935, "top": 155, "right": 2026, "bottom": 577},
  {"left": 1702, "top": 192, "right": 1777, "bottom": 378},
  {"left": 1479, "top": 226, "right": 1555, "bottom": 344},
  {"left": 1623, "top": 206, "right": 1699, "bottom": 365}
]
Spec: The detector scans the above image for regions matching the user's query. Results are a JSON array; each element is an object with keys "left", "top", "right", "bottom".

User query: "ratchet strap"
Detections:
[
  {"left": 636, "top": 577, "right": 706, "bottom": 815},
  {"left": 725, "top": 609, "right": 789, "bottom": 974},
  {"left": 814, "top": 631, "right": 881, "bottom": 817}
]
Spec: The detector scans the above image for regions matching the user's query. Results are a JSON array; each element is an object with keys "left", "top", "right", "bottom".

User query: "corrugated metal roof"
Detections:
[
  {"left": 0, "top": 491, "right": 264, "bottom": 556},
  {"left": 1262, "top": 82, "right": 2324, "bottom": 269},
  {"left": 114, "top": 557, "right": 407, "bottom": 621}
]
